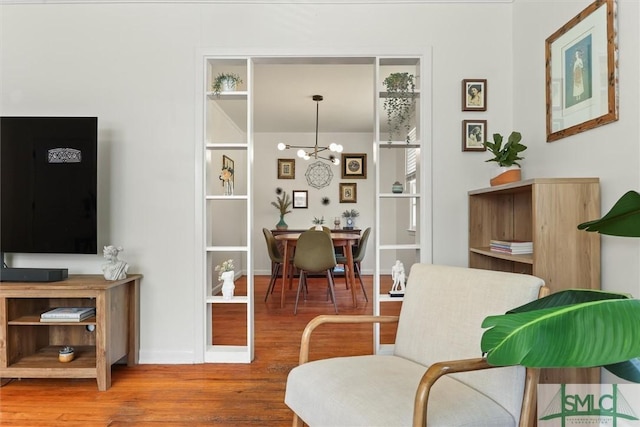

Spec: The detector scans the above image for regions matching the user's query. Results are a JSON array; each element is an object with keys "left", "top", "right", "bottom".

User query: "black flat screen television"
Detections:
[{"left": 1, "top": 117, "right": 98, "bottom": 258}]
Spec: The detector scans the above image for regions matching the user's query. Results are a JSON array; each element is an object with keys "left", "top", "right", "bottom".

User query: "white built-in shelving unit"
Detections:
[{"left": 373, "top": 56, "right": 431, "bottom": 354}]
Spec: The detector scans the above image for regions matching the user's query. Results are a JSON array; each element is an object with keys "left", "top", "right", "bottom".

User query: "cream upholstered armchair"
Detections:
[{"left": 285, "top": 264, "right": 548, "bottom": 427}]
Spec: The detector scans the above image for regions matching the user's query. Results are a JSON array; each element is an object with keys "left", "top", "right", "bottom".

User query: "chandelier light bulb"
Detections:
[
  {"left": 297, "top": 149, "right": 306, "bottom": 158},
  {"left": 336, "top": 144, "right": 344, "bottom": 153},
  {"left": 277, "top": 142, "right": 287, "bottom": 151},
  {"left": 333, "top": 158, "right": 340, "bottom": 166}
]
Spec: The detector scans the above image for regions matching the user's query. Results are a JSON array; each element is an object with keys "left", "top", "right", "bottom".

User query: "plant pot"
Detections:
[
  {"left": 276, "top": 215, "right": 288, "bottom": 230},
  {"left": 490, "top": 166, "right": 521, "bottom": 187},
  {"left": 221, "top": 78, "right": 237, "bottom": 92}
]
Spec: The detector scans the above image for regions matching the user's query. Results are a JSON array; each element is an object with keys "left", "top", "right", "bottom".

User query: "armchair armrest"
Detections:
[
  {"left": 299, "top": 314, "right": 399, "bottom": 364},
  {"left": 413, "top": 358, "right": 539, "bottom": 427}
]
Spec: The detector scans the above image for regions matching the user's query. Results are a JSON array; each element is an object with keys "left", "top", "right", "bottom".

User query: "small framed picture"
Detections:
[
  {"left": 277, "top": 158, "right": 295, "bottom": 179},
  {"left": 292, "top": 190, "right": 308, "bottom": 209},
  {"left": 341, "top": 153, "right": 367, "bottom": 179},
  {"left": 462, "top": 120, "right": 487, "bottom": 152},
  {"left": 462, "top": 79, "right": 487, "bottom": 111},
  {"left": 339, "top": 183, "right": 357, "bottom": 203}
]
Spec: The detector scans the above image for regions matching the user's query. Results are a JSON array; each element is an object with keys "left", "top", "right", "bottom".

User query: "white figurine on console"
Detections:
[
  {"left": 102, "top": 245, "right": 129, "bottom": 280},
  {"left": 391, "top": 260, "right": 406, "bottom": 294}
]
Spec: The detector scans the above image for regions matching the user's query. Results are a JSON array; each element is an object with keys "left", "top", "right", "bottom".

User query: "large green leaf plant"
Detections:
[{"left": 481, "top": 190, "right": 640, "bottom": 382}]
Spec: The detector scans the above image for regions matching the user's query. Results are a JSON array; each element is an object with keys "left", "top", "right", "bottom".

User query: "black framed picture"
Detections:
[
  {"left": 292, "top": 190, "right": 308, "bottom": 209},
  {"left": 341, "top": 153, "right": 367, "bottom": 179}
]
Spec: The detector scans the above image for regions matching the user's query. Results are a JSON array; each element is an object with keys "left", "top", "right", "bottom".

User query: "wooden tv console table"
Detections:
[{"left": 0, "top": 274, "right": 141, "bottom": 391}]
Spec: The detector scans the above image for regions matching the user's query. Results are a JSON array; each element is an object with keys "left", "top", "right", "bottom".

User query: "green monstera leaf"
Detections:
[
  {"left": 481, "top": 289, "right": 640, "bottom": 382},
  {"left": 578, "top": 190, "right": 640, "bottom": 237}
]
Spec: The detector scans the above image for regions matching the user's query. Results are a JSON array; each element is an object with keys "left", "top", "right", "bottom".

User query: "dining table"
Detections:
[{"left": 274, "top": 232, "right": 361, "bottom": 309}]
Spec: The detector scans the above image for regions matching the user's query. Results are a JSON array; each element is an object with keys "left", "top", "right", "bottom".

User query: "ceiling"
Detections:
[{"left": 224, "top": 58, "right": 377, "bottom": 134}]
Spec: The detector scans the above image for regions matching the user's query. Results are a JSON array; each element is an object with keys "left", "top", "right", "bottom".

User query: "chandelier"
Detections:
[{"left": 277, "top": 95, "right": 343, "bottom": 165}]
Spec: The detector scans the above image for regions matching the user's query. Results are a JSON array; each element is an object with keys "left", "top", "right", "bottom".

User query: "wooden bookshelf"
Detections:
[
  {"left": 469, "top": 178, "right": 601, "bottom": 384},
  {"left": 0, "top": 274, "right": 141, "bottom": 390}
]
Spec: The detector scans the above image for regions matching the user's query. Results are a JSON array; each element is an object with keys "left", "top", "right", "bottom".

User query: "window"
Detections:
[{"left": 405, "top": 135, "right": 418, "bottom": 232}]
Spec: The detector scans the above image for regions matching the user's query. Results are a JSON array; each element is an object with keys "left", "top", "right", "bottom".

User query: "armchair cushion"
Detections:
[{"left": 286, "top": 355, "right": 514, "bottom": 427}]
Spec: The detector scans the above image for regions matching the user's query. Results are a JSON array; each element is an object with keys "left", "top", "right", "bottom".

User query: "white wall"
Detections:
[
  {"left": 512, "top": 0, "right": 640, "bottom": 298},
  {"left": 4, "top": 1, "right": 635, "bottom": 363}
]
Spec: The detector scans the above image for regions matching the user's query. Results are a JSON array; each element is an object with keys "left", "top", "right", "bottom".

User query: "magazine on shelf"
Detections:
[
  {"left": 40, "top": 307, "right": 95, "bottom": 321},
  {"left": 489, "top": 239, "right": 533, "bottom": 248}
]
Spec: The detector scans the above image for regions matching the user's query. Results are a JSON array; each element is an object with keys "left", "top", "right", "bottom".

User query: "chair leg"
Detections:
[
  {"left": 294, "top": 271, "right": 305, "bottom": 315},
  {"left": 343, "top": 264, "right": 350, "bottom": 289},
  {"left": 326, "top": 270, "right": 338, "bottom": 314},
  {"left": 264, "top": 263, "right": 281, "bottom": 302},
  {"left": 355, "top": 263, "right": 368, "bottom": 302}
]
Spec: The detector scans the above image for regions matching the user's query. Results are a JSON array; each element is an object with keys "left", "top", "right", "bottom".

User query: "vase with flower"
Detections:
[
  {"left": 219, "top": 165, "right": 234, "bottom": 196},
  {"left": 215, "top": 259, "right": 235, "bottom": 300},
  {"left": 271, "top": 188, "right": 292, "bottom": 230}
]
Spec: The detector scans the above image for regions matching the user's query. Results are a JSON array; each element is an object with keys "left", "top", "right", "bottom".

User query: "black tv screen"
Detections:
[{"left": 1, "top": 117, "right": 97, "bottom": 255}]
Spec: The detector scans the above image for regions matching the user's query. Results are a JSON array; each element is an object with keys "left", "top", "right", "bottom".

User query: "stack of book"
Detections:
[
  {"left": 489, "top": 239, "right": 533, "bottom": 255},
  {"left": 40, "top": 307, "right": 96, "bottom": 322}
]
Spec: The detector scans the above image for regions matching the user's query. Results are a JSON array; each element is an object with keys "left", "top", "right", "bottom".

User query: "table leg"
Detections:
[
  {"left": 280, "top": 241, "right": 290, "bottom": 308},
  {"left": 345, "top": 241, "right": 358, "bottom": 308}
]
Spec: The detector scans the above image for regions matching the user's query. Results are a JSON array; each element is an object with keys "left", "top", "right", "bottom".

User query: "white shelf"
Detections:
[
  {"left": 378, "top": 294, "right": 404, "bottom": 302},
  {"left": 205, "top": 195, "right": 248, "bottom": 201},
  {"left": 376, "top": 141, "right": 421, "bottom": 148},
  {"left": 207, "top": 296, "right": 249, "bottom": 304},
  {"left": 206, "top": 91, "right": 248, "bottom": 99},
  {"left": 378, "top": 193, "right": 420, "bottom": 198},
  {"left": 205, "top": 246, "right": 248, "bottom": 252},
  {"left": 379, "top": 90, "right": 421, "bottom": 99},
  {"left": 379, "top": 244, "right": 421, "bottom": 251},
  {"left": 205, "top": 143, "right": 249, "bottom": 149}
]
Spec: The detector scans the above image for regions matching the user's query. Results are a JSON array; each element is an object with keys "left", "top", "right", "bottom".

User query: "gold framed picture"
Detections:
[
  {"left": 341, "top": 153, "right": 367, "bottom": 179},
  {"left": 545, "top": 0, "right": 618, "bottom": 142},
  {"left": 339, "top": 183, "right": 357, "bottom": 203},
  {"left": 277, "top": 158, "right": 295, "bottom": 179}
]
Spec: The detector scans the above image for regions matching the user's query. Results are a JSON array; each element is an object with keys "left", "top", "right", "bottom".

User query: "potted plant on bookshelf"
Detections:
[
  {"left": 271, "top": 188, "right": 292, "bottom": 230},
  {"left": 342, "top": 209, "right": 359, "bottom": 230},
  {"left": 483, "top": 131, "right": 527, "bottom": 186},
  {"left": 382, "top": 72, "right": 416, "bottom": 143},
  {"left": 211, "top": 73, "right": 243, "bottom": 97}
]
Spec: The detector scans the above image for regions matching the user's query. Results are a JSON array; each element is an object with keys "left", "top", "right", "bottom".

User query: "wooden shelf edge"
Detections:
[{"left": 469, "top": 247, "right": 534, "bottom": 265}]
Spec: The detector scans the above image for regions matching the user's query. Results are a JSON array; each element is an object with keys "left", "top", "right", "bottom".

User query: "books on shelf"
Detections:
[
  {"left": 489, "top": 239, "right": 533, "bottom": 254},
  {"left": 40, "top": 307, "right": 95, "bottom": 322}
]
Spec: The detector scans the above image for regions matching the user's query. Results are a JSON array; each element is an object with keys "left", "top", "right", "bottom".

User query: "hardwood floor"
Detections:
[{"left": 0, "top": 275, "right": 398, "bottom": 426}]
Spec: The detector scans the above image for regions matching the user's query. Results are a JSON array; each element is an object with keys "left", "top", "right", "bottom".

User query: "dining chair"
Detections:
[
  {"left": 262, "top": 228, "right": 292, "bottom": 302},
  {"left": 335, "top": 226, "right": 370, "bottom": 302},
  {"left": 293, "top": 230, "right": 338, "bottom": 314}
]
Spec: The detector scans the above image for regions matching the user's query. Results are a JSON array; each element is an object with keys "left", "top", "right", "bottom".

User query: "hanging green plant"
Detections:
[{"left": 383, "top": 72, "right": 416, "bottom": 143}]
